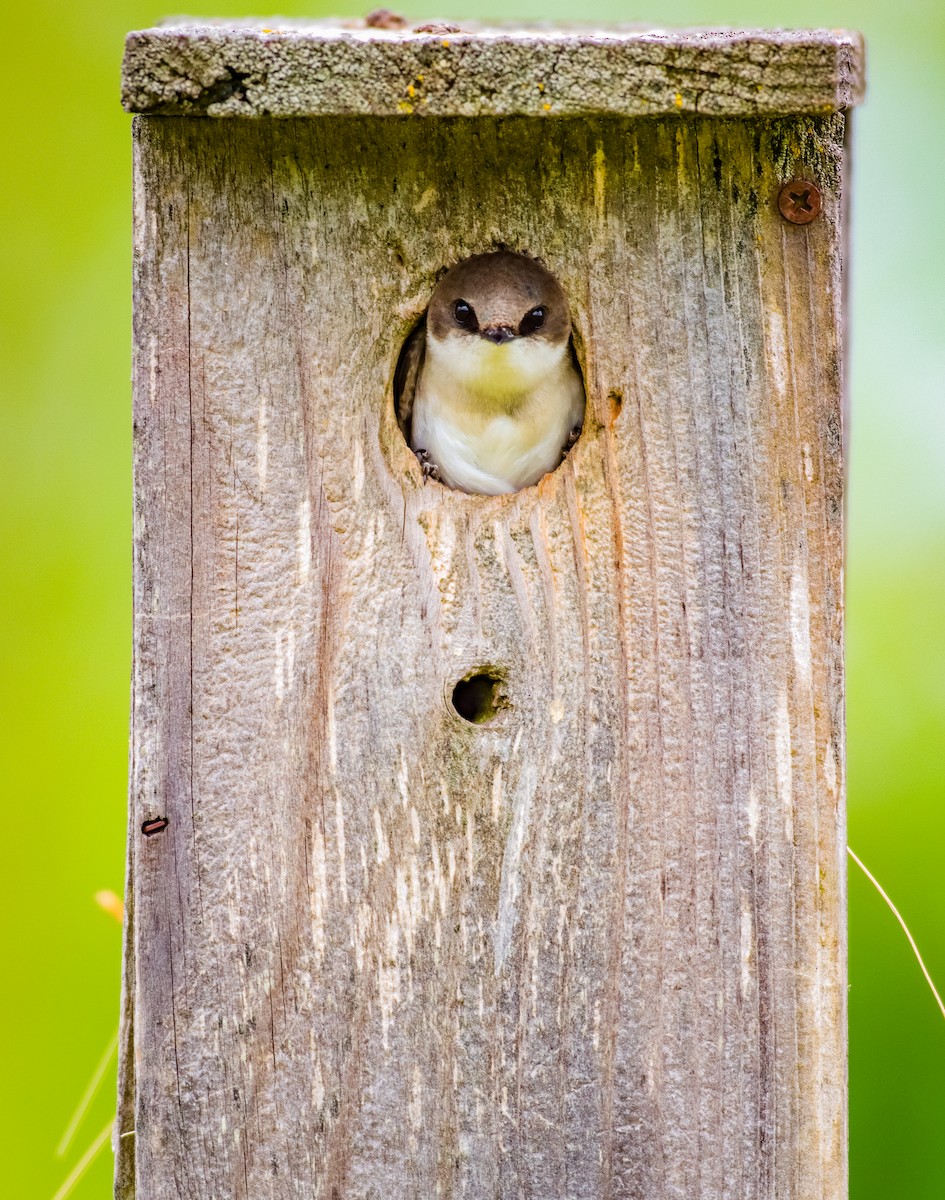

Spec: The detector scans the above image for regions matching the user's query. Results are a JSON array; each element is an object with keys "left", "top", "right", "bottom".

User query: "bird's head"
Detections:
[{"left": 425, "top": 252, "right": 573, "bottom": 401}]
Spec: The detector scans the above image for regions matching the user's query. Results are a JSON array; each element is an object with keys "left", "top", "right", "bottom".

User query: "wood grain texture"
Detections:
[
  {"left": 121, "top": 111, "right": 848, "bottom": 1199},
  {"left": 120, "top": 23, "right": 865, "bottom": 118}
]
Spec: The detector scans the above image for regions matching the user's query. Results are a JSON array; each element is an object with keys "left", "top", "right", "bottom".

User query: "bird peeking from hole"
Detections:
[{"left": 395, "top": 252, "right": 585, "bottom": 495}]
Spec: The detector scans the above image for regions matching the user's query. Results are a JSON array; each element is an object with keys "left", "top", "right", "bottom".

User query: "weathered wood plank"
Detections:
[
  {"left": 123, "top": 110, "right": 848, "bottom": 1199},
  {"left": 121, "top": 22, "right": 865, "bottom": 118}
]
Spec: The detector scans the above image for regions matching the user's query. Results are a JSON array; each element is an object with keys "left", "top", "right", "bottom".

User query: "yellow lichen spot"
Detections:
[
  {"left": 542, "top": 102, "right": 552, "bottom": 112},
  {"left": 416, "top": 74, "right": 424, "bottom": 83},
  {"left": 537, "top": 81, "right": 545, "bottom": 93},
  {"left": 407, "top": 84, "right": 416, "bottom": 98},
  {"left": 398, "top": 100, "right": 414, "bottom": 114},
  {"left": 442, "top": 39, "right": 450, "bottom": 47},
  {"left": 674, "top": 92, "right": 684, "bottom": 109},
  {"left": 593, "top": 142, "right": 606, "bottom": 217}
]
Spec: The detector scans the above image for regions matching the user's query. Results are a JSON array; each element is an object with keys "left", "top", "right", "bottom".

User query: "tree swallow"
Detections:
[{"left": 397, "top": 252, "right": 585, "bottom": 495}]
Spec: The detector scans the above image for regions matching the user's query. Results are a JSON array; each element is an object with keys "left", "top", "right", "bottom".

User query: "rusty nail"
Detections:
[
  {"left": 778, "top": 180, "right": 822, "bottom": 225},
  {"left": 141, "top": 816, "right": 169, "bottom": 837}
]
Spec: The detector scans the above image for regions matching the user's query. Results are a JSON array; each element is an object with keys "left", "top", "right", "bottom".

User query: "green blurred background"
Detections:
[{"left": 2, "top": 1, "right": 942, "bottom": 1195}]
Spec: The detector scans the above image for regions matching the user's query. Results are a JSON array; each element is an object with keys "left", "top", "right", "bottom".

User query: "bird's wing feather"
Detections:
[{"left": 394, "top": 320, "right": 426, "bottom": 441}]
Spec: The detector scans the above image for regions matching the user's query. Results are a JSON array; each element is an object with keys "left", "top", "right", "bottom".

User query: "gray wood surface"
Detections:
[
  {"left": 122, "top": 107, "right": 850, "bottom": 1198},
  {"left": 121, "top": 22, "right": 865, "bottom": 118}
]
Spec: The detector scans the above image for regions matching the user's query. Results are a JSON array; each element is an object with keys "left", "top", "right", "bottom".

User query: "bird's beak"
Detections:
[{"left": 481, "top": 325, "right": 516, "bottom": 345}]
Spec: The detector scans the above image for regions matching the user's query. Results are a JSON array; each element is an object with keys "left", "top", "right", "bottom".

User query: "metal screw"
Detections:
[{"left": 778, "top": 180, "right": 822, "bottom": 225}]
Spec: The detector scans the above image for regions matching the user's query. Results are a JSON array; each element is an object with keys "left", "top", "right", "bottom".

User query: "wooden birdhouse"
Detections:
[{"left": 119, "top": 19, "right": 864, "bottom": 1199}]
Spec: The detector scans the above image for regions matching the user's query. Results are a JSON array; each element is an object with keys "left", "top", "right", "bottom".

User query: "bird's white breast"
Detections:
[{"left": 411, "top": 335, "right": 584, "bottom": 495}]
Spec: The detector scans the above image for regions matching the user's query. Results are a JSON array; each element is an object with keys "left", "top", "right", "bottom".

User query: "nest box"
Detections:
[{"left": 119, "top": 20, "right": 864, "bottom": 1200}]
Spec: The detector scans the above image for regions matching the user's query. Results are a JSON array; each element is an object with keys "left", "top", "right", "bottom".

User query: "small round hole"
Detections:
[{"left": 451, "top": 672, "right": 507, "bottom": 724}]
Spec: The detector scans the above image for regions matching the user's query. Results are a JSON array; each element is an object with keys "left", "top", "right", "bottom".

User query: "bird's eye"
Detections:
[
  {"left": 519, "top": 306, "right": 546, "bottom": 336},
  {"left": 453, "top": 300, "right": 478, "bottom": 330}
]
